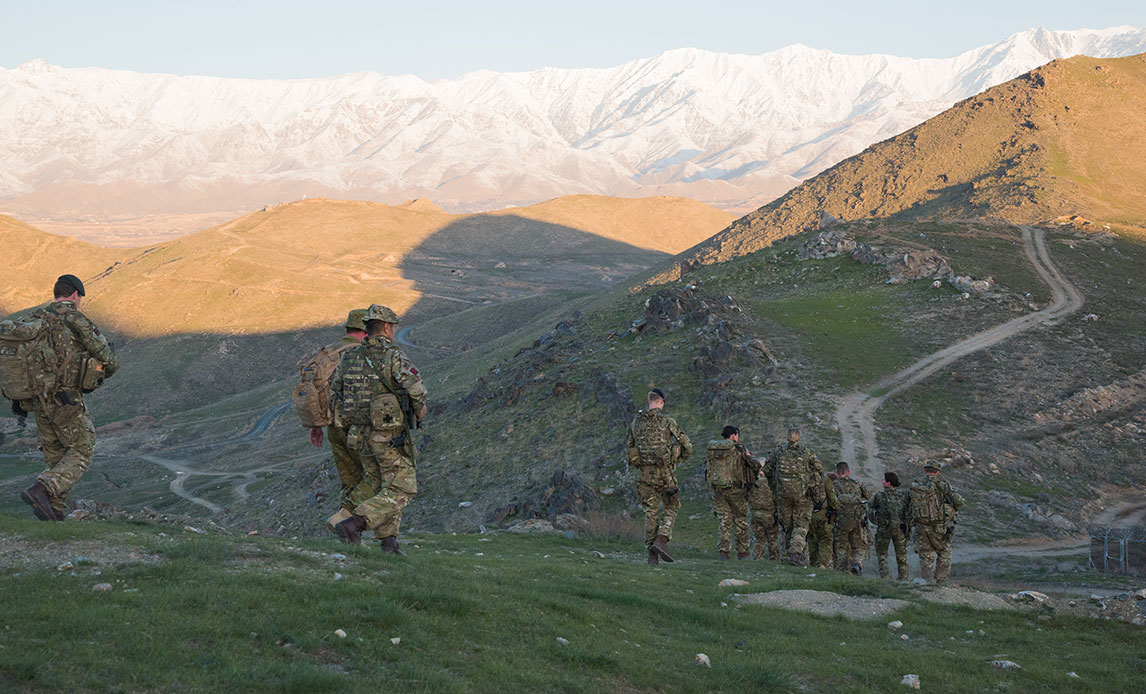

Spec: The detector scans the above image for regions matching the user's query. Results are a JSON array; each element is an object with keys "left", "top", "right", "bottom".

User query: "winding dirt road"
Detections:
[{"left": 836, "top": 227, "right": 1085, "bottom": 484}]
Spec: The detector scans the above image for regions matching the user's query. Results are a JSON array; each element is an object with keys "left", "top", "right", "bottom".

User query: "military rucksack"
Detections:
[
  {"left": 834, "top": 477, "right": 866, "bottom": 528},
  {"left": 775, "top": 446, "right": 810, "bottom": 498},
  {"left": 293, "top": 342, "right": 357, "bottom": 428},
  {"left": 908, "top": 477, "right": 944, "bottom": 524},
  {"left": 705, "top": 440, "right": 739, "bottom": 488},
  {"left": 0, "top": 311, "right": 69, "bottom": 401},
  {"left": 869, "top": 488, "right": 905, "bottom": 529},
  {"left": 631, "top": 411, "right": 672, "bottom": 466}
]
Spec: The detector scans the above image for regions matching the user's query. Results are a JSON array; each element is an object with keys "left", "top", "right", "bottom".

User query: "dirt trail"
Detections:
[{"left": 836, "top": 227, "right": 1085, "bottom": 484}]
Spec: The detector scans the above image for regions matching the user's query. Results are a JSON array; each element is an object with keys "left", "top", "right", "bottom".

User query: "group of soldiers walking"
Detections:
[
  {"left": 8, "top": 274, "right": 964, "bottom": 583},
  {"left": 626, "top": 389, "right": 965, "bottom": 583}
]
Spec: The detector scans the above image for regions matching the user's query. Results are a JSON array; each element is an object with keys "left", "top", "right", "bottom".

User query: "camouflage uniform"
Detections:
[
  {"left": 749, "top": 456, "right": 779, "bottom": 560},
  {"left": 326, "top": 334, "right": 366, "bottom": 512},
  {"left": 768, "top": 442, "right": 824, "bottom": 564},
  {"left": 902, "top": 473, "right": 965, "bottom": 583},
  {"left": 331, "top": 334, "right": 427, "bottom": 540},
  {"left": 806, "top": 474, "right": 839, "bottom": 569},
  {"left": 626, "top": 409, "right": 692, "bottom": 550},
  {"left": 832, "top": 476, "right": 871, "bottom": 573},
  {"left": 704, "top": 439, "right": 760, "bottom": 556},
  {"left": 868, "top": 487, "right": 909, "bottom": 580},
  {"left": 20, "top": 301, "right": 118, "bottom": 516}
]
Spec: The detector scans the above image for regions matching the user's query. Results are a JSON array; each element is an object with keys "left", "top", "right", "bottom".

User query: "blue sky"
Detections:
[{"left": 1, "top": 1, "right": 1143, "bottom": 79}]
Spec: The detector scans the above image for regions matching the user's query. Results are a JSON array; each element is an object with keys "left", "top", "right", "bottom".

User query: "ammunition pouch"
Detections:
[
  {"left": 78, "top": 357, "right": 107, "bottom": 394},
  {"left": 369, "top": 393, "right": 405, "bottom": 436},
  {"left": 345, "top": 425, "right": 364, "bottom": 451}
]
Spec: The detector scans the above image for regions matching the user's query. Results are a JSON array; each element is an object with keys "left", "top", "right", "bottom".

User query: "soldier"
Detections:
[
  {"left": 902, "top": 461, "right": 965, "bottom": 583},
  {"left": 704, "top": 425, "right": 760, "bottom": 560},
  {"left": 626, "top": 388, "right": 692, "bottom": 566},
  {"left": 767, "top": 426, "right": 824, "bottom": 566},
  {"left": 298, "top": 309, "right": 368, "bottom": 532},
  {"left": 807, "top": 470, "right": 839, "bottom": 569},
  {"left": 868, "top": 471, "right": 909, "bottom": 580},
  {"left": 14, "top": 275, "right": 118, "bottom": 521},
  {"left": 832, "top": 462, "right": 871, "bottom": 574},
  {"left": 328, "top": 304, "right": 427, "bottom": 554},
  {"left": 749, "top": 447, "right": 779, "bottom": 560}
]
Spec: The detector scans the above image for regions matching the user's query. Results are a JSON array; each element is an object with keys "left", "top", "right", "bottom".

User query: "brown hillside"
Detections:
[
  {"left": 667, "top": 53, "right": 1146, "bottom": 275},
  {"left": 5, "top": 196, "right": 730, "bottom": 337},
  {"left": 0, "top": 214, "right": 124, "bottom": 314}
]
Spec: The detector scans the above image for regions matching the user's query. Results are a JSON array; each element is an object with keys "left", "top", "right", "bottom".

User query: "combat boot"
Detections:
[
  {"left": 335, "top": 515, "right": 368, "bottom": 544},
  {"left": 718, "top": 550, "right": 730, "bottom": 560},
  {"left": 326, "top": 508, "right": 353, "bottom": 533},
  {"left": 20, "top": 482, "right": 57, "bottom": 522},
  {"left": 651, "top": 534, "right": 675, "bottom": 563},
  {"left": 737, "top": 552, "right": 750, "bottom": 560},
  {"left": 850, "top": 562, "right": 861, "bottom": 575},
  {"left": 786, "top": 552, "right": 807, "bottom": 567},
  {"left": 647, "top": 548, "right": 659, "bottom": 566},
  {"left": 379, "top": 536, "right": 405, "bottom": 556}
]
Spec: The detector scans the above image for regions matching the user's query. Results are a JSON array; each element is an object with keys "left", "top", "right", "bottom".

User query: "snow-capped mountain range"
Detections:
[{"left": 2, "top": 26, "right": 1145, "bottom": 218}]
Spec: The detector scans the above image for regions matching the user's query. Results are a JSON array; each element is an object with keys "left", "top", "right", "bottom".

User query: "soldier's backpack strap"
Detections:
[{"left": 359, "top": 346, "right": 414, "bottom": 455}]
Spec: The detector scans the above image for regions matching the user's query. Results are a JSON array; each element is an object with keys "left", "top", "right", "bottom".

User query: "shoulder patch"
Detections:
[{"left": 410, "top": 367, "right": 418, "bottom": 375}]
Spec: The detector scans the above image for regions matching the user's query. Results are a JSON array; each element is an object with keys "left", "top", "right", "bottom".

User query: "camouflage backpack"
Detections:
[
  {"left": 908, "top": 477, "right": 943, "bottom": 524},
  {"left": 293, "top": 342, "right": 357, "bottom": 428},
  {"left": 0, "top": 310, "right": 71, "bottom": 401},
  {"left": 774, "top": 446, "right": 811, "bottom": 498},
  {"left": 631, "top": 411, "right": 672, "bottom": 466},
  {"left": 834, "top": 477, "right": 866, "bottom": 528},
  {"left": 705, "top": 440, "right": 739, "bottom": 488},
  {"left": 868, "top": 488, "right": 906, "bottom": 530}
]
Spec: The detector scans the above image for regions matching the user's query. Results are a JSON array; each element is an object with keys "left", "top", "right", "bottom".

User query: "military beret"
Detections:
[{"left": 57, "top": 274, "right": 85, "bottom": 296}]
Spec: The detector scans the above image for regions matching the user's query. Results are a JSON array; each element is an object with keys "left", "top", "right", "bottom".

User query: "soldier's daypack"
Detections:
[
  {"left": 834, "top": 478, "right": 866, "bottom": 528},
  {"left": 908, "top": 477, "right": 944, "bottom": 524},
  {"left": 869, "top": 488, "right": 905, "bottom": 529},
  {"left": 631, "top": 411, "right": 673, "bottom": 466},
  {"left": 293, "top": 342, "right": 357, "bottom": 429},
  {"left": 705, "top": 440, "right": 739, "bottom": 488},
  {"left": 775, "top": 447, "right": 810, "bottom": 498},
  {"left": 0, "top": 312, "right": 67, "bottom": 401}
]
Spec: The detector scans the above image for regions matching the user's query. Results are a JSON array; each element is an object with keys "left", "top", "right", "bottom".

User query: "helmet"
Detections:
[
  {"left": 363, "top": 304, "right": 399, "bottom": 324},
  {"left": 344, "top": 309, "right": 368, "bottom": 331}
]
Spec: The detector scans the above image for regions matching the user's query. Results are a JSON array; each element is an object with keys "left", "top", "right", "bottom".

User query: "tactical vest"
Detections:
[
  {"left": 869, "top": 488, "right": 906, "bottom": 530},
  {"left": 834, "top": 477, "right": 866, "bottom": 528},
  {"left": 294, "top": 341, "right": 357, "bottom": 429},
  {"left": 337, "top": 342, "right": 406, "bottom": 437},
  {"left": 775, "top": 445, "right": 811, "bottom": 498},
  {"left": 908, "top": 477, "right": 944, "bottom": 524},
  {"left": 705, "top": 440, "right": 740, "bottom": 488},
  {"left": 631, "top": 411, "right": 673, "bottom": 467}
]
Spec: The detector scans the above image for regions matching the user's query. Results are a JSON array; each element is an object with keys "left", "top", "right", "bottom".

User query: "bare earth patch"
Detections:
[
  {"left": 913, "top": 585, "right": 1015, "bottom": 611},
  {"left": 732, "top": 590, "right": 910, "bottom": 619},
  {"left": 0, "top": 536, "right": 159, "bottom": 571}
]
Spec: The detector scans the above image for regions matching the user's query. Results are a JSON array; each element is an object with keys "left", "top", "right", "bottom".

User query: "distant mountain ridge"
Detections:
[
  {"left": 663, "top": 52, "right": 1146, "bottom": 277},
  {"left": 1, "top": 26, "right": 1145, "bottom": 220}
]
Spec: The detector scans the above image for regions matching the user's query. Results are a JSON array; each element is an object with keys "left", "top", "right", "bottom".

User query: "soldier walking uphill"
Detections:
[
  {"left": 704, "top": 426, "right": 760, "bottom": 560},
  {"left": 868, "top": 471, "right": 909, "bottom": 580},
  {"left": 749, "top": 446, "right": 780, "bottom": 561},
  {"left": 626, "top": 388, "right": 692, "bottom": 566},
  {"left": 902, "top": 462, "right": 965, "bottom": 583},
  {"left": 1, "top": 275, "right": 118, "bottom": 521},
  {"left": 832, "top": 462, "right": 871, "bottom": 574},
  {"left": 293, "top": 309, "right": 368, "bottom": 533},
  {"left": 767, "top": 426, "right": 825, "bottom": 567},
  {"left": 806, "top": 468, "right": 839, "bottom": 569},
  {"left": 329, "top": 305, "right": 427, "bottom": 555}
]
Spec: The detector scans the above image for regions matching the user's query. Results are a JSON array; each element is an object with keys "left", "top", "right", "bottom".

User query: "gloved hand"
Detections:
[{"left": 309, "top": 427, "right": 324, "bottom": 447}]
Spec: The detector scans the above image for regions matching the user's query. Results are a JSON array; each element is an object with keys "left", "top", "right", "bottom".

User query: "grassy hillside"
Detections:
[
  {"left": 657, "top": 53, "right": 1146, "bottom": 281},
  {"left": 1, "top": 514, "right": 1142, "bottom": 693}
]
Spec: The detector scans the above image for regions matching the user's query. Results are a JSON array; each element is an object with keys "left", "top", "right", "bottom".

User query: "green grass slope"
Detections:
[{"left": 1, "top": 515, "right": 1141, "bottom": 693}]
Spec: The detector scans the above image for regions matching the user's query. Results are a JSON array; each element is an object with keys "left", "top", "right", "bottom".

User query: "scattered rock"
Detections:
[
  {"left": 887, "top": 620, "right": 903, "bottom": 630},
  {"left": 92, "top": 583, "right": 113, "bottom": 593},
  {"left": 719, "top": 578, "right": 749, "bottom": 587},
  {"left": 599, "top": 487, "right": 616, "bottom": 496},
  {"left": 333, "top": 573, "right": 343, "bottom": 581},
  {"left": 56, "top": 561, "right": 74, "bottom": 572},
  {"left": 390, "top": 637, "right": 401, "bottom": 645},
  {"left": 912, "top": 578, "right": 928, "bottom": 586},
  {"left": 733, "top": 590, "right": 910, "bottom": 619},
  {"left": 458, "top": 501, "right": 474, "bottom": 509},
  {"left": 556, "top": 637, "right": 569, "bottom": 646},
  {"left": 183, "top": 525, "right": 206, "bottom": 535},
  {"left": 1067, "top": 672, "right": 1080, "bottom": 679},
  {"left": 989, "top": 661, "right": 1021, "bottom": 670},
  {"left": 695, "top": 653, "right": 711, "bottom": 668},
  {"left": 1081, "top": 313, "right": 1099, "bottom": 322},
  {"left": 505, "top": 519, "right": 557, "bottom": 534},
  {"left": 1010, "top": 590, "right": 1052, "bottom": 606},
  {"left": 901, "top": 674, "right": 920, "bottom": 689},
  {"left": 334, "top": 629, "right": 347, "bottom": 639},
  {"left": 591, "top": 551, "right": 606, "bottom": 559}
]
